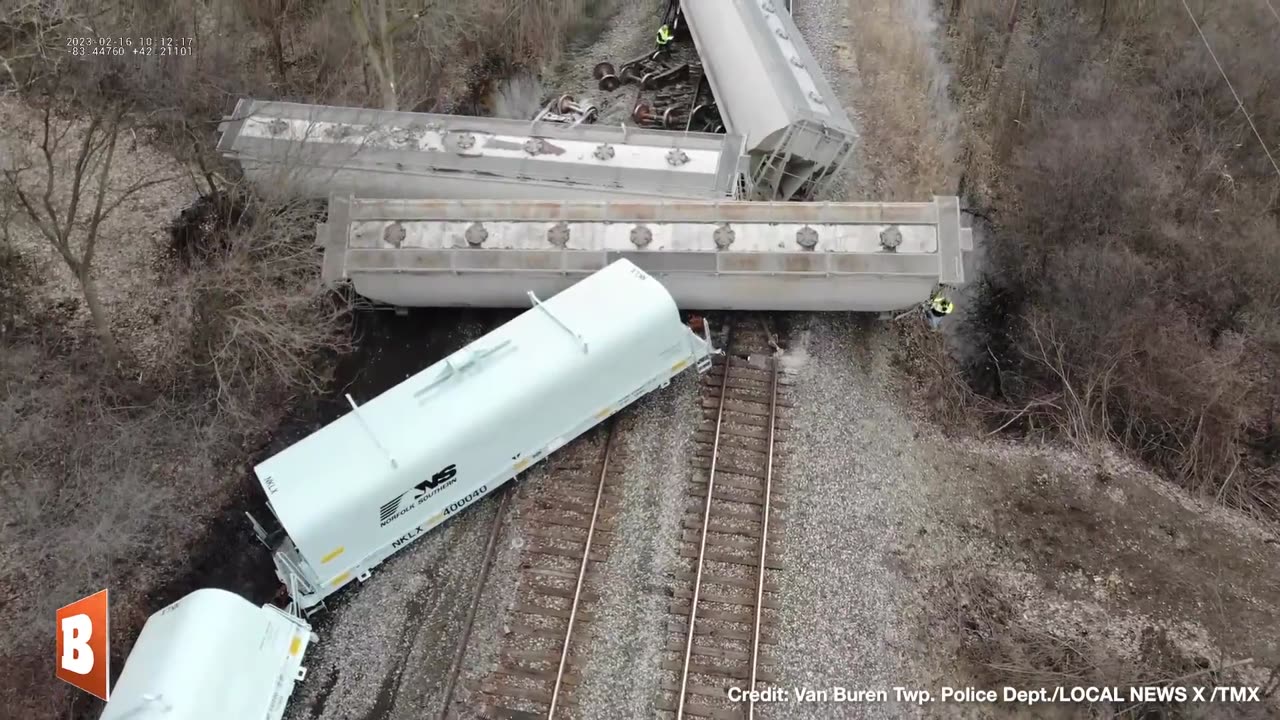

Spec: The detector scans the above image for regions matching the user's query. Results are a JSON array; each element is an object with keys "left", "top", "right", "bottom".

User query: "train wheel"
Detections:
[
  {"left": 592, "top": 62, "right": 615, "bottom": 80},
  {"left": 598, "top": 74, "right": 621, "bottom": 92}
]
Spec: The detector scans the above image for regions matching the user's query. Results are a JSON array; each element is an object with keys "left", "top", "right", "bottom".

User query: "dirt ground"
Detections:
[{"left": 903, "top": 428, "right": 1280, "bottom": 718}]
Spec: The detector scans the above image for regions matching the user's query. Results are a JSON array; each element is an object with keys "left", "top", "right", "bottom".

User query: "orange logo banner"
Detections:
[{"left": 56, "top": 589, "right": 110, "bottom": 701}]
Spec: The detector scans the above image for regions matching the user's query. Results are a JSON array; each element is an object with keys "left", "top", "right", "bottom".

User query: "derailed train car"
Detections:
[
  {"left": 250, "top": 259, "right": 715, "bottom": 611},
  {"left": 100, "top": 589, "right": 314, "bottom": 720}
]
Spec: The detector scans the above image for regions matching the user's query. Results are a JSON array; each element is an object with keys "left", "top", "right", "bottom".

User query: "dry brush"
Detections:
[{"left": 945, "top": 0, "right": 1280, "bottom": 510}]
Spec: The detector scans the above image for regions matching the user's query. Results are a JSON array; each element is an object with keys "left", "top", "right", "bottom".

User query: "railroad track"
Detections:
[
  {"left": 449, "top": 421, "right": 626, "bottom": 720},
  {"left": 658, "top": 321, "right": 791, "bottom": 720}
]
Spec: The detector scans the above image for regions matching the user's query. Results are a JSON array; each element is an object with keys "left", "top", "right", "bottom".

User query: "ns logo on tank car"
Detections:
[{"left": 378, "top": 464, "right": 458, "bottom": 527}]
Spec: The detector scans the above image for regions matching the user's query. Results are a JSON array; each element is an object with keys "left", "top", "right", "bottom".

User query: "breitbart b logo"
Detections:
[{"left": 56, "top": 589, "right": 110, "bottom": 701}]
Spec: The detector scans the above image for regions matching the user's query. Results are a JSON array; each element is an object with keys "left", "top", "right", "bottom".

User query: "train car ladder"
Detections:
[{"left": 750, "top": 123, "right": 798, "bottom": 200}]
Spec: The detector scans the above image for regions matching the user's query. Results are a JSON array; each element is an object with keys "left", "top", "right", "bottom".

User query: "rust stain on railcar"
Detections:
[
  {"left": 347, "top": 200, "right": 943, "bottom": 226},
  {"left": 783, "top": 253, "right": 826, "bottom": 272},
  {"left": 718, "top": 253, "right": 768, "bottom": 272},
  {"left": 607, "top": 202, "right": 663, "bottom": 221}
]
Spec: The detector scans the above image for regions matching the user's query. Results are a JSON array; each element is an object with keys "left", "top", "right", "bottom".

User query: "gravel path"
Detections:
[
  {"left": 574, "top": 369, "right": 702, "bottom": 717},
  {"left": 762, "top": 314, "right": 934, "bottom": 719}
]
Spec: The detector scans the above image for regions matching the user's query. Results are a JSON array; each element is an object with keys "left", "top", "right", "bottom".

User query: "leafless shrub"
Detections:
[
  {"left": 0, "top": 185, "right": 352, "bottom": 715},
  {"left": 0, "top": 1, "right": 600, "bottom": 714},
  {"left": 0, "top": 334, "right": 235, "bottom": 717},
  {"left": 894, "top": 313, "right": 981, "bottom": 431},
  {"left": 180, "top": 189, "right": 353, "bottom": 425},
  {"left": 946, "top": 0, "right": 1280, "bottom": 508}
]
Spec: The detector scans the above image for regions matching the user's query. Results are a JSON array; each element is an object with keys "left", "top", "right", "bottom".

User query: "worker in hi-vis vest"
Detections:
[
  {"left": 656, "top": 24, "right": 674, "bottom": 51},
  {"left": 926, "top": 290, "right": 954, "bottom": 329}
]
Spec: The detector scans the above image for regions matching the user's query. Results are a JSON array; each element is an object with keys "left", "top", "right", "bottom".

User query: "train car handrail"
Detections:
[{"left": 528, "top": 290, "right": 589, "bottom": 354}]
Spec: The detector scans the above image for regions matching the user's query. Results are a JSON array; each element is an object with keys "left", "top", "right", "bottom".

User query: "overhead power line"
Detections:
[{"left": 1179, "top": 0, "right": 1280, "bottom": 181}]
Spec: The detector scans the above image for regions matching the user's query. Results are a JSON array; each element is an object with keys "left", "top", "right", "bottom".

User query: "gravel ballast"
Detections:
[
  {"left": 283, "top": 492, "right": 524, "bottom": 720},
  {"left": 573, "top": 369, "right": 703, "bottom": 718},
  {"left": 762, "top": 315, "right": 935, "bottom": 719}
]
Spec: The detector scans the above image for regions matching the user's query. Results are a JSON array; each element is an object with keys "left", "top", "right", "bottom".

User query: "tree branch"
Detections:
[
  {"left": 82, "top": 106, "right": 124, "bottom": 272},
  {"left": 98, "top": 174, "right": 182, "bottom": 223},
  {"left": 4, "top": 173, "right": 78, "bottom": 272},
  {"left": 38, "top": 103, "right": 61, "bottom": 242},
  {"left": 59, "top": 98, "right": 108, "bottom": 245}
]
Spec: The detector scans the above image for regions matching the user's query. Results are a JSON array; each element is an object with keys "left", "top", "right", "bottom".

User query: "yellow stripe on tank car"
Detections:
[
  {"left": 320, "top": 546, "right": 345, "bottom": 564},
  {"left": 329, "top": 571, "right": 351, "bottom": 587},
  {"left": 290, "top": 636, "right": 303, "bottom": 656},
  {"left": 514, "top": 458, "right": 531, "bottom": 472},
  {"left": 594, "top": 406, "right": 614, "bottom": 420},
  {"left": 671, "top": 359, "right": 688, "bottom": 373}
]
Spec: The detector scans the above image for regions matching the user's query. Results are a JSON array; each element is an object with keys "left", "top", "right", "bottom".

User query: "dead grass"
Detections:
[
  {"left": 893, "top": 312, "right": 982, "bottom": 432},
  {"left": 941, "top": 0, "right": 1280, "bottom": 509},
  {"left": 844, "top": 0, "right": 961, "bottom": 200}
]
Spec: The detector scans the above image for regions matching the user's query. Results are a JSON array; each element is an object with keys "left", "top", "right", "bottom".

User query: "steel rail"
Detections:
[
  {"left": 676, "top": 327, "right": 735, "bottom": 719},
  {"left": 747, "top": 357, "right": 779, "bottom": 719},
  {"left": 547, "top": 421, "right": 618, "bottom": 719},
  {"left": 437, "top": 491, "right": 511, "bottom": 720}
]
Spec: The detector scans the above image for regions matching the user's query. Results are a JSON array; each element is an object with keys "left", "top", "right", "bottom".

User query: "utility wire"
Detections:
[{"left": 1179, "top": 0, "right": 1280, "bottom": 181}]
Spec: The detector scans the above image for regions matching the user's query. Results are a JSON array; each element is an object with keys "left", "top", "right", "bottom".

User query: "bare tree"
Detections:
[
  {"left": 241, "top": 0, "right": 296, "bottom": 84},
  {"left": 350, "top": 0, "right": 399, "bottom": 110},
  {"left": 348, "top": 0, "right": 434, "bottom": 110},
  {"left": 1, "top": 98, "right": 176, "bottom": 366}
]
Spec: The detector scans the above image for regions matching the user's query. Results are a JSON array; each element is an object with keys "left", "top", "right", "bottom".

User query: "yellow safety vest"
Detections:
[
  {"left": 930, "top": 296, "right": 954, "bottom": 315},
  {"left": 657, "top": 25, "right": 673, "bottom": 45}
]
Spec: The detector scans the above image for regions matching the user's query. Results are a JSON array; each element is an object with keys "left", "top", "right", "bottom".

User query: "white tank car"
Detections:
[
  {"left": 252, "top": 259, "right": 715, "bottom": 611},
  {"left": 99, "top": 589, "right": 314, "bottom": 720}
]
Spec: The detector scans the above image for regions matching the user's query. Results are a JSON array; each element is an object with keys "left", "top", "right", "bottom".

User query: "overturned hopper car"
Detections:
[
  {"left": 250, "top": 259, "right": 715, "bottom": 612},
  {"left": 682, "top": 0, "right": 857, "bottom": 200},
  {"left": 99, "top": 589, "right": 315, "bottom": 720},
  {"left": 216, "top": 99, "right": 747, "bottom": 201}
]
